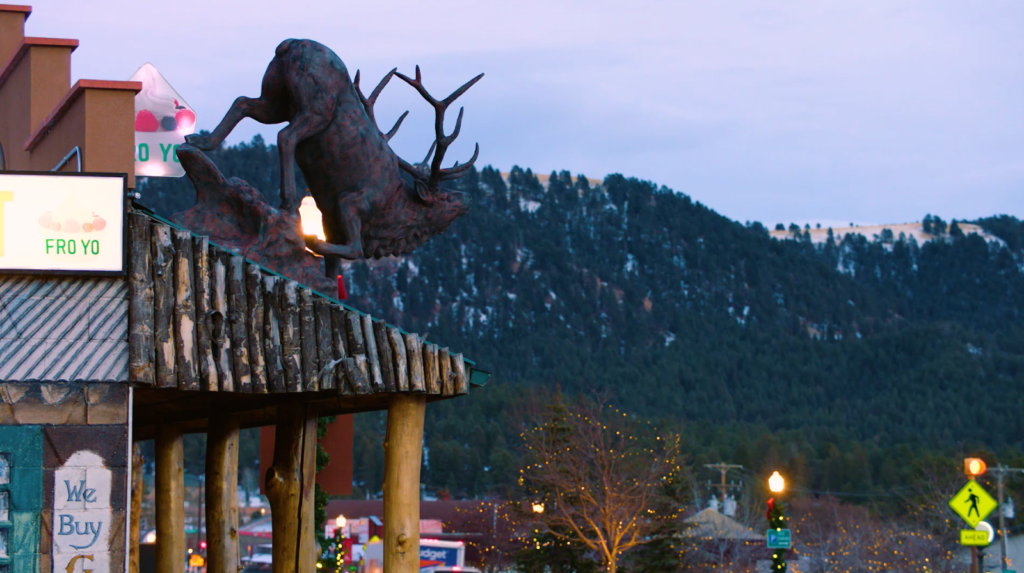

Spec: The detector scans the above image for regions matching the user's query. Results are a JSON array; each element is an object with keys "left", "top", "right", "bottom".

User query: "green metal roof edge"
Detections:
[{"left": 131, "top": 202, "right": 491, "bottom": 383}]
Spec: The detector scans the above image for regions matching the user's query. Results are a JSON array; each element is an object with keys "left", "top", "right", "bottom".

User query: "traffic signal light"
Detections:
[{"left": 965, "top": 458, "right": 987, "bottom": 477}]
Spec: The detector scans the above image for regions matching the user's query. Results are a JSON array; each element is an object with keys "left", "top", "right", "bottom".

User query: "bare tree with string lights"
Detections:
[{"left": 517, "top": 392, "right": 682, "bottom": 573}]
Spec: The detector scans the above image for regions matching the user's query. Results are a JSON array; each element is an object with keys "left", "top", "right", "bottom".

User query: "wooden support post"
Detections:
[
  {"left": 172, "top": 229, "right": 199, "bottom": 390},
  {"left": 383, "top": 394, "right": 427, "bottom": 573},
  {"left": 152, "top": 224, "right": 177, "bottom": 388},
  {"left": 129, "top": 443, "right": 143, "bottom": 573},
  {"left": 193, "top": 236, "right": 217, "bottom": 391},
  {"left": 127, "top": 213, "right": 155, "bottom": 385},
  {"left": 228, "top": 256, "right": 252, "bottom": 392},
  {"left": 266, "top": 404, "right": 319, "bottom": 573},
  {"left": 246, "top": 263, "right": 268, "bottom": 393},
  {"left": 206, "top": 416, "right": 240, "bottom": 573},
  {"left": 155, "top": 424, "right": 185, "bottom": 573},
  {"left": 299, "top": 289, "right": 318, "bottom": 392}
]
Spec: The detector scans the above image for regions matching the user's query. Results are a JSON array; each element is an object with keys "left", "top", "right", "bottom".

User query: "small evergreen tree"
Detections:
[{"left": 950, "top": 220, "right": 964, "bottom": 237}]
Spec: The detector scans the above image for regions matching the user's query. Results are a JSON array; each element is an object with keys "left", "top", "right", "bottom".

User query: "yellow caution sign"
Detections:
[
  {"left": 949, "top": 479, "right": 997, "bottom": 528},
  {"left": 960, "top": 530, "right": 990, "bottom": 546}
]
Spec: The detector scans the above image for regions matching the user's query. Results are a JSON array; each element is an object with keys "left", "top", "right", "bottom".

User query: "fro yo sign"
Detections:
[
  {"left": 129, "top": 63, "right": 195, "bottom": 178},
  {"left": 0, "top": 173, "right": 125, "bottom": 273}
]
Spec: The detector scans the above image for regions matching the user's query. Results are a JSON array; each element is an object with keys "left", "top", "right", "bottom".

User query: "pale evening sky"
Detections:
[{"left": 24, "top": 0, "right": 1024, "bottom": 227}]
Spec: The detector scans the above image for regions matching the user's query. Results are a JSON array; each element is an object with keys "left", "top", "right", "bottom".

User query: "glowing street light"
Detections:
[
  {"left": 769, "top": 471, "right": 785, "bottom": 493},
  {"left": 336, "top": 514, "right": 347, "bottom": 529},
  {"left": 532, "top": 502, "right": 545, "bottom": 514}
]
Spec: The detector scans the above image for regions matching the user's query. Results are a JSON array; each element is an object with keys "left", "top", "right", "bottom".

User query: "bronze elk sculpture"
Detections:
[{"left": 185, "top": 39, "right": 483, "bottom": 276}]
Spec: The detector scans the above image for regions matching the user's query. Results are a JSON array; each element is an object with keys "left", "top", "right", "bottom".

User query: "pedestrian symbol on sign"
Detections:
[{"left": 967, "top": 487, "right": 981, "bottom": 518}]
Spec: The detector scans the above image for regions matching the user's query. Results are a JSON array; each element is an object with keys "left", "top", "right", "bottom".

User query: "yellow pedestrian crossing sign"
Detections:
[{"left": 949, "top": 479, "right": 997, "bottom": 528}]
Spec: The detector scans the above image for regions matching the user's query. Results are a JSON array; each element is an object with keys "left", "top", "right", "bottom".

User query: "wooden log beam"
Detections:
[
  {"left": 404, "top": 333, "right": 426, "bottom": 393},
  {"left": 383, "top": 394, "right": 427, "bottom": 573},
  {"left": 206, "top": 416, "right": 240, "bottom": 573},
  {"left": 388, "top": 327, "right": 409, "bottom": 392},
  {"left": 193, "top": 236, "right": 217, "bottom": 391},
  {"left": 279, "top": 280, "right": 303, "bottom": 392},
  {"left": 263, "top": 276, "right": 286, "bottom": 393},
  {"left": 361, "top": 314, "right": 384, "bottom": 392},
  {"left": 130, "top": 443, "right": 143, "bottom": 573},
  {"left": 329, "top": 307, "right": 350, "bottom": 394},
  {"left": 424, "top": 343, "right": 440, "bottom": 395},
  {"left": 452, "top": 353, "right": 469, "bottom": 395},
  {"left": 299, "top": 289, "right": 318, "bottom": 392},
  {"left": 228, "top": 256, "right": 252, "bottom": 392},
  {"left": 172, "top": 229, "right": 199, "bottom": 390},
  {"left": 152, "top": 224, "right": 177, "bottom": 388},
  {"left": 155, "top": 424, "right": 185, "bottom": 573},
  {"left": 314, "top": 298, "right": 336, "bottom": 391},
  {"left": 374, "top": 320, "right": 396, "bottom": 392},
  {"left": 439, "top": 348, "right": 453, "bottom": 396},
  {"left": 344, "top": 312, "right": 366, "bottom": 381},
  {"left": 267, "top": 404, "right": 319, "bottom": 573},
  {"left": 342, "top": 357, "right": 371, "bottom": 395},
  {"left": 128, "top": 213, "right": 155, "bottom": 385},
  {"left": 211, "top": 254, "right": 234, "bottom": 392},
  {"left": 246, "top": 263, "right": 268, "bottom": 393}
]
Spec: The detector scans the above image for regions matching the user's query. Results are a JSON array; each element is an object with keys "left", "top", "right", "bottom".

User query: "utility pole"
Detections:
[
  {"left": 975, "top": 463, "right": 1024, "bottom": 573},
  {"left": 989, "top": 465, "right": 1023, "bottom": 572},
  {"left": 705, "top": 463, "right": 743, "bottom": 508},
  {"left": 998, "top": 466, "right": 1007, "bottom": 572}
]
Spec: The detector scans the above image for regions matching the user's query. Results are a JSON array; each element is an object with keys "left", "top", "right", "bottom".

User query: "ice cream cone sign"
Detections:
[{"left": 129, "top": 63, "right": 195, "bottom": 178}]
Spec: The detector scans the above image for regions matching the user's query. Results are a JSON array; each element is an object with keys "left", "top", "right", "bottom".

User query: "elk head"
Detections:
[{"left": 355, "top": 65, "right": 483, "bottom": 206}]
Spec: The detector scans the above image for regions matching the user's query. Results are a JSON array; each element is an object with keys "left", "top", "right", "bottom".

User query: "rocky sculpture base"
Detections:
[{"left": 171, "top": 144, "right": 335, "bottom": 295}]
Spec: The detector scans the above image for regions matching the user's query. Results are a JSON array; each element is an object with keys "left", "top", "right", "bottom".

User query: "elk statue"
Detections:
[{"left": 184, "top": 39, "right": 484, "bottom": 276}]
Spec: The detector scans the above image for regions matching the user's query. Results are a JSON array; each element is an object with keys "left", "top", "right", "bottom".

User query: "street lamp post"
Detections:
[{"left": 767, "top": 471, "right": 787, "bottom": 573}]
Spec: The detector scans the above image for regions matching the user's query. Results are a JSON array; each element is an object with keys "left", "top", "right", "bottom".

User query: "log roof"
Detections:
[{"left": 127, "top": 209, "right": 487, "bottom": 413}]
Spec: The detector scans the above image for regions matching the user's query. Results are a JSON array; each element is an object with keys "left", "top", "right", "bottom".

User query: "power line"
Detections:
[{"left": 705, "top": 463, "right": 743, "bottom": 504}]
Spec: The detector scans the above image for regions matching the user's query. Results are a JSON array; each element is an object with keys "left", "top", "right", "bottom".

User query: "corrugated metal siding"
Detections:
[{"left": 0, "top": 275, "right": 128, "bottom": 382}]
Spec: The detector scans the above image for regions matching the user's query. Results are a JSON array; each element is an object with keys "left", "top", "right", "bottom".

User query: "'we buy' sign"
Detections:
[{"left": 53, "top": 451, "right": 113, "bottom": 573}]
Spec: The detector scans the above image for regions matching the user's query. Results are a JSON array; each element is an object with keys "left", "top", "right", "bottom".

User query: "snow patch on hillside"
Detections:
[{"left": 769, "top": 222, "right": 1005, "bottom": 246}]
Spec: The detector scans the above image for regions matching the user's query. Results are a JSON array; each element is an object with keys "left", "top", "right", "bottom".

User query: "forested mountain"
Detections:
[{"left": 138, "top": 136, "right": 1024, "bottom": 500}]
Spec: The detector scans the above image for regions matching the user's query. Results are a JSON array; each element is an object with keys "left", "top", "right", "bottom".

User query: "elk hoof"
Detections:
[{"left": 184, "top": 133, "right": 215, "bottom": 150}]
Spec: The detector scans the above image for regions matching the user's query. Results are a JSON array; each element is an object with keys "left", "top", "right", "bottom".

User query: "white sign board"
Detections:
[
  {"left": 130, "top": 63, "right": 195, "bottom": 178},
  {"left": 53, "top": 451, "right": 113, "bottom": 573},
  {"left": 0, "top": 173, "right": 125, "bottom": 273}
]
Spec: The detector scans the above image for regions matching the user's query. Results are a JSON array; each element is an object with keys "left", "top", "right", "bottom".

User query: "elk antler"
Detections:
[
  {"left": 394, "top": 66, "right": 484, "bottom": 191},
  {"left": 354, "top": 68, "right": 408, "bottom": 142}
]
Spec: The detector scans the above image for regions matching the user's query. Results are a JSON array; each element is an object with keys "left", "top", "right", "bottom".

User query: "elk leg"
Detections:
[
  {"left": 324, "top": 256, "right": 341, "bottom": 279},
  {"left": 277, "top": 111, "right": 331, "bottom": 211},
  {"left": 185, "top": 96, "right": 286, "bottom": 150},
  {"left": 304, "top": 207, "right": 364, "bottom": 260}
]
